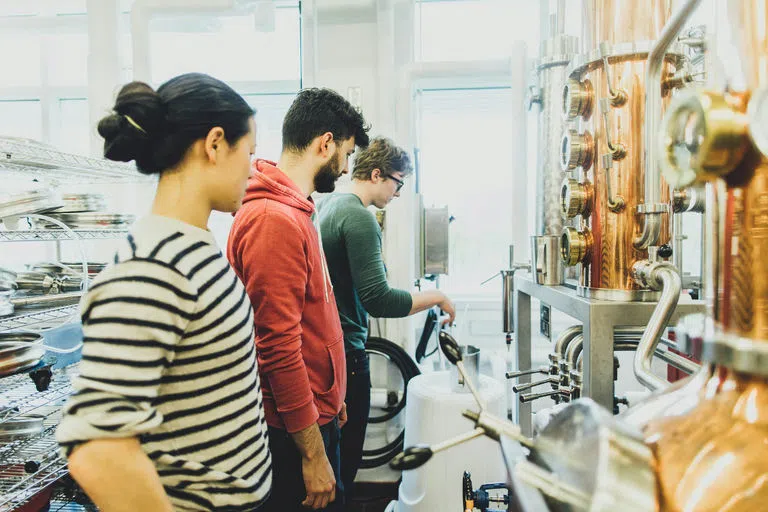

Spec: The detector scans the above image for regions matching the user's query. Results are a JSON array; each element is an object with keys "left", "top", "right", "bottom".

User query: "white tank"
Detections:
[{"left": 396, "top": 371, "right": 506, "bottom": 512}]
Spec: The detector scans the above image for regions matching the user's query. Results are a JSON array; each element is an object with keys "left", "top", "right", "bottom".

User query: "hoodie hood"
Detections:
[{"left": 243, "top": 159, "right": 315, "bottom": 214}]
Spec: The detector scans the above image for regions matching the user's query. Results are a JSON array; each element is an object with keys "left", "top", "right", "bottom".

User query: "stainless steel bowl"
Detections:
[
  {"left": 0, "top": 414, "right": 45, "bottom": 442},
  {"left": 0, "top": 332, "right": 46, "bottom": 377}
]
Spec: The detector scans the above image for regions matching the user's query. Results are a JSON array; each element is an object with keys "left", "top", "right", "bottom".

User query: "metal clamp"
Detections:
[
  {"left": 601, "top": 153, "right": 625, "bottom": 212},
  {"left": 599, "top": 41, "right": 628, "bottom": 107},
  {"left": 599, "top": 98, "right": 627, "bottom": 159}
]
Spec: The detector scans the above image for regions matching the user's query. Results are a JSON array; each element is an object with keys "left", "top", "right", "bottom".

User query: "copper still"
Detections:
[
  {"left": 637, "top": 1, "right": 768, "bottom": 509},
  {"left": 560, "top": 0, "right": 680, "bottom": 300}
]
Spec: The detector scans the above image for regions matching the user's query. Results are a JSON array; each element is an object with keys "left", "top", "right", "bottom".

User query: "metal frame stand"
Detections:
[{"left": 513, "top": 273, "right": 704, "bottom": 436}]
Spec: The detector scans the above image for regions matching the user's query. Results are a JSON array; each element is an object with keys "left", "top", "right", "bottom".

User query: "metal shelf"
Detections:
[
  {"left": 49, "top": 482, "right": 96, "bottom": 512},
  {"left": 0, "top": 229, "right": 128, "bottom": 242},
  {"left": 0, "top": 137, "right": 148, "bottom": 184},
  {"left": 0, "top": 367, "right": 75, "bottom": 428},
  {"left": 0, "top": 305, "right": 79, "bottom": 333},
  {"left": 0, "top": 426, "right": 69, "bottom": 512}
]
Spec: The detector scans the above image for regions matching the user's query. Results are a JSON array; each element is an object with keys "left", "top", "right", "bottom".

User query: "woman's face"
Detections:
[{"left": 209, "top": 117, "right": 256, "bottom": 213}]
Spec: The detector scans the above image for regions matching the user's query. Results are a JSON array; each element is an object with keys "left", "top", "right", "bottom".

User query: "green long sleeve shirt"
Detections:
[{"left": 317, "top": 193, "right": 413, "bottom": 352}]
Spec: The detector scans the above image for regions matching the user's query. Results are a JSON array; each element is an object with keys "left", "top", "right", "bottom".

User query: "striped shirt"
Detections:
[{"left": 56, "top": 215, "right": 271, "bottom": 511}]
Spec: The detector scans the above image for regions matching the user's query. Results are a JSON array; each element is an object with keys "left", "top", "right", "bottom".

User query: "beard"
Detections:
[{"left": 314, "top": 158, "right": 342, "bottom": 193}]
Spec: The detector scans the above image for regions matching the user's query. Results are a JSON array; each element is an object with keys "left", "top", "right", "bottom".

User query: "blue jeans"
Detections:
[
  {"left": 261, "top": 417, "right": 343, "bottom": 512},
  {"left": 340, "top": 349, "right": 371, "bottom": 496}
]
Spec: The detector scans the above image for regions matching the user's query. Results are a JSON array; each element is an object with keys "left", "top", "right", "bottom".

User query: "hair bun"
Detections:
[{"left": 97, "top": 81, "right": 166, "bottom": 175}]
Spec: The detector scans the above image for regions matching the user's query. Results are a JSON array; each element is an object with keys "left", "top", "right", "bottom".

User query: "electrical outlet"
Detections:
[{"left": 540, "top": 303, "right": 551, "bottom": 340}]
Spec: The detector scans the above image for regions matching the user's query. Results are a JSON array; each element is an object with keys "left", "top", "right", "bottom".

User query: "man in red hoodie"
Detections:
[{"left": 227, "top": 88, "right": 370, "bottom": 512}]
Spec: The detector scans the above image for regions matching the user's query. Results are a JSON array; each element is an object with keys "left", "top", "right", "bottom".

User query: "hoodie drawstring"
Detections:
[{"left": 313, "top": 214, "right": 333, "bottom": 303}]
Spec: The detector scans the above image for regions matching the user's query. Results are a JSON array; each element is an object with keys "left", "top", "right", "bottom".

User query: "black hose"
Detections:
[
  {"left": 366, "top": 337, "right": 421, "bottom": 424},
  {"left": 361, "top": 337, "right": 421, "bottom": 469}
]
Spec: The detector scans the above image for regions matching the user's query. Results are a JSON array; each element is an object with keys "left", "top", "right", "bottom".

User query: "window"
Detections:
[
  {"left": 0, "top": 34, "right": 42, "bottom": 87},
  {"left": 54, "top": 98, "right": 90, "bottom": 157},
  {"left": 0, "top": 100, "right": 43, "bottom": 140},
  {"left": 415, "top": 0, "right": 537, "bottom": 62},
  {"left": 244, "top": 93, "right": 296, "bottom": 161},
  {"left": 417, "top": 87, "right": 519, "bottom": 296},
  {"left": 148, "top": 5, "right": 301, "bottom": 85},
  {"left": 49, "top": 32, "right": 89, "bottom": 87}
]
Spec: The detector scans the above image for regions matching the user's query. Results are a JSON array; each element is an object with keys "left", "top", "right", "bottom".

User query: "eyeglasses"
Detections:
[{"left": 387, "top": 175, "right": 405, "bottom": 192}]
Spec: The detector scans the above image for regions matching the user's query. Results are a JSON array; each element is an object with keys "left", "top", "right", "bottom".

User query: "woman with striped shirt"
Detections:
[{"left": 56, "top": 73, "right": 271, "bottom": 511}]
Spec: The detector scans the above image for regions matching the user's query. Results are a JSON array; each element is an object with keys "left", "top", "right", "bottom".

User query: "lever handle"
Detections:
[
  {"left": 506, "top": 367, "right": 548, "bottom": 379},
  {"left": 513, "top": 378, "right": 558, "bottom": 393},
  {"left": 390, "top": 445, "right": 433, "bottom": 471},
  {"left": 520, "top": 389, "right": 564, "bottom": 403},
  {"left": 438, "top": 330, "right": 463, "bottom": 365}
]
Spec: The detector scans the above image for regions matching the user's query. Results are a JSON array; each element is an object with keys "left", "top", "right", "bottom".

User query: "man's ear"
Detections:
[
  {"left": 317, "top": 132, "right": 335, "bottom": 158},
  {"left": 371, "top": 168, "right": 382, "bottom": 182}
]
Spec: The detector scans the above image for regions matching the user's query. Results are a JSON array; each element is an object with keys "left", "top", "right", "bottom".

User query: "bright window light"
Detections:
[
  {"left": 415, "top": 0, "right": 538, "bottom": 62},
  {"left": 418, "top": 87, "right": 518, "bottom": 296},
  {"left": 149, "top": 7, "right": 301, "bottom": 84}
]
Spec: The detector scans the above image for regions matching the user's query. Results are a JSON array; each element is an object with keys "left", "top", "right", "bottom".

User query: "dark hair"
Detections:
[
  {"left": 97, "top": 73, "right": 255, "bottom": 175},
  {"left": 281, "top": 88, "right": 370, "bottom": 153},
  {"left": 352, "top": 137, "right": 413, "bottom": 181}
]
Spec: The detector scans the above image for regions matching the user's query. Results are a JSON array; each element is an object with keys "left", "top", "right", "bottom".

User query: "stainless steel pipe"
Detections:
[
  {"left": 636, "top": 0, "right": 704, "bottom": 249},
  {"left": 633, "top": 265, "right": 682, "bottom": 390}
]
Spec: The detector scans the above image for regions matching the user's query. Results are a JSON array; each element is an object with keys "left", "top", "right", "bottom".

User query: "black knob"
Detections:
[
  {"left": 24, "top": 461, "right": 40, "bottom": 473},
  {"left": 390, "top": 445, "right": 433, "bottom": 471},
  {"left": 658, "top": 244, "right": 673, "bottom": 259}
]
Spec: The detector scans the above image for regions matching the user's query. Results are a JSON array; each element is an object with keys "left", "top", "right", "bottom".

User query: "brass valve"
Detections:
[
  {"left": 561, "top": 227, "right": 592, "bottom": 266},
  {"left": 560, "top": 130, "right": 594, "bottom": 171},
  {"left": 660, "top": 89, "right": 749, "bottom": 189},
  {"left": 560, "top": 178, "right": 593, "bottom": 219},
  {"left": 562, "top": 79, "right": 594, "bottom": 120}
]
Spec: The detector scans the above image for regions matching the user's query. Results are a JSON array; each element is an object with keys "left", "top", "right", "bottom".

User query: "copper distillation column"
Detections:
[
  {"left": 560, "top": 0, "right": 680, "bottom": 300},
  {"left": 634, "top": 1, "right": 768, "bottom": 510}
]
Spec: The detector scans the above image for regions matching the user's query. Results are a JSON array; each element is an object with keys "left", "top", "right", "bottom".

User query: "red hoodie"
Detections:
[{"left": 227, "top": 159, "right": 346, "bottom": 433}]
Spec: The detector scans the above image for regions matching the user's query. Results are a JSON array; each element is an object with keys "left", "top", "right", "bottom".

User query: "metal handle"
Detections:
[
  {"left": 520, "top": 389, "right": 564, "bottom": 403},
  {"left": 599, "top": 42, "right": 627, "bottom": 107},
  {"left": 390, "top": 427, "right": 486, "bottom": 471},
  {"left": 513, "top": 378, "right": 558, "bottom": 394},
  {"left": 514, "top": 460, "right": 591, "bottom": 509},
  {"left": 438, "top": 330, "right": 463, "bottom": 364},
  {"left": 438, "top": 331, "right": 486, "bottom": 410},
  {"left": 506, "top": 367, "right": 547, "bottom": 379}
]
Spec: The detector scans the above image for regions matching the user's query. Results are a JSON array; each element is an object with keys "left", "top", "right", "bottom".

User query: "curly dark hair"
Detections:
[
  {"left": 351, "top": 137, "right": 413, "bottom": 181},
  {"left": 282, "top": 88, "right": 370, "bottom": 152}
]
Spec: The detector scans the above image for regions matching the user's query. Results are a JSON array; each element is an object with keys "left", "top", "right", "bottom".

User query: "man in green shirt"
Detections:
[{"left": 317, "top": 137, "right": 456, "bottom": 497}]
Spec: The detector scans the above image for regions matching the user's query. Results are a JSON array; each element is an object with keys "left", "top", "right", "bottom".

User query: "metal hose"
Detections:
[{"left": 634, "top": 266, "right": 682, "bottom": 390}]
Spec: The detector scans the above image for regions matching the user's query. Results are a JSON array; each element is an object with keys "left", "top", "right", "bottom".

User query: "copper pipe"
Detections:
[{"left": 636, "top": 0, "right": 704, "bottom": 250}]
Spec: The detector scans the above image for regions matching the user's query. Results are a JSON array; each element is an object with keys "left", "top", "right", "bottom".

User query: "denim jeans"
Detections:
[
  {"left": 260, "top": 417, "right": 343, "bottom": 512},
  {"left": 339, "top": 349, "right": 371, "bottom": 497}
]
